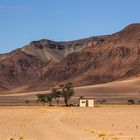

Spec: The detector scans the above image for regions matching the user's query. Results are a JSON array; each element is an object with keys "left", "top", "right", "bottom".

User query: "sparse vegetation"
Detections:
[
  {"left": 128, "top": 99, "right": 135, "bottom": 105},
  {"left": 97, "top": 99, "right": 106, "bottom": 104},
  {"left": 61, "top": 82, "right": 74, "bottom": 106},
  {"left": 9, "top": 136, "right": 24, "bottom": 140},
  {"left": 25, "top": 100, "right": 29, "bottom": 104},
  {"left": 19, "top": 136, "right": 24, "bottom": 140},
  {"left": 36, "top": 82, "right": 74, "bottom": 106},
  {"left": 37, "top": 94, "right": 47, "bottom": 103},
  {"left": 98, "top": 132, "right": 107, "bottom": 137},
  {"left": 45, "top": 93, "right": 53, "bottom": 106},
  {"left": 79, "top": 96, "right": 84, "bottom": 100},
  {"left": 37, "top": 93, "right": 53, "bottom": 105},
  {"left": 51, "top": 88, "right": 62, "bottom": 106}
]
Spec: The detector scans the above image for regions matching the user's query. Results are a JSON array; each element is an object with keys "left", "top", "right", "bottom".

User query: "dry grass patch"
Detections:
[{"left": 9, "top": 136, "right": 24, "bottom": 140}]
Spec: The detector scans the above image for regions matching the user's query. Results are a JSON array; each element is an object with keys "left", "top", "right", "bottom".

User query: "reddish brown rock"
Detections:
[{"left": 0, "top": 24, "right": 140, "bottom": 93}]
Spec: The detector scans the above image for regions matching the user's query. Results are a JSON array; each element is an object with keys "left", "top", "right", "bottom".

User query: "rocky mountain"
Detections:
[{"left": 0, "top": 23, "right": 140, "bottom": 93}]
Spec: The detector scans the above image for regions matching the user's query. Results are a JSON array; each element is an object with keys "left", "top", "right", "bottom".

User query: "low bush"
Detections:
[{"left": 128, "top": 99, "right": 135, "bottom": 104}]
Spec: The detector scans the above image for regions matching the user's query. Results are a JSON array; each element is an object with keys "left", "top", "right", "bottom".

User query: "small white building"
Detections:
[{"left": 80, "top": 98, "right": 94, "bottom": 107}]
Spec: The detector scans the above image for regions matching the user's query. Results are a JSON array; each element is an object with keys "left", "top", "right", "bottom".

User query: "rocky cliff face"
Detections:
[{"left": 0, "top": 24, "right": 140, "bottom": 93}]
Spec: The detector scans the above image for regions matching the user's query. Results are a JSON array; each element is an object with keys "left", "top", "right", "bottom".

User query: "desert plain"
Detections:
[
  {"left": 0, "top": 105, "right": 139, "bottom": 140},
  {"left": 0, "top": 78, "right": 140, "bottom": 140}
]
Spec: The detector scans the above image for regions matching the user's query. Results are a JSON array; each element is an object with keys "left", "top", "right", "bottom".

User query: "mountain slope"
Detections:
[
  {"left": 32, "top": 24, "right": 140, "bottom": 91},
  {"left": 0, "top": 23, "right": 140, "bottom": 93}
]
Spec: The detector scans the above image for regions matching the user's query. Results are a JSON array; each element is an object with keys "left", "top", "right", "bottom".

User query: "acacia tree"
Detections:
[
  {"left": 37, "top": 93, "right": 53, "bottom": 106},
  {"left": 45, "top": 93, "right": 53, "bottom": 106},
  {"left": 61, "top": 82, "right": 74, "bottom": 106},
  {"left": 52, "top": 88, "right": 62, "bottom": 106},
  {"left": 36, "top": 82, "right": 74, "bottom": 106},
  {"left": 37, "top": 94, "right": 46, "bottom": 103}
]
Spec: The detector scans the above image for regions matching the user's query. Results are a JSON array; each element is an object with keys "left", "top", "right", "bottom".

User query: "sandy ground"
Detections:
[{"left": 0, "top": 106, "right": 139, "bottom": 140}]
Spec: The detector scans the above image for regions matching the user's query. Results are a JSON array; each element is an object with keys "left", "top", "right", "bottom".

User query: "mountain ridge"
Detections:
[{"left": 0, "top": 23, "right": 140, "bottom": 93}]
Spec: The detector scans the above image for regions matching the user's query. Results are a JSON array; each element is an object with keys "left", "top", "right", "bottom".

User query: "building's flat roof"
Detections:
[{"left": 80, "top": 98, "right": 94, "bottom": 100}]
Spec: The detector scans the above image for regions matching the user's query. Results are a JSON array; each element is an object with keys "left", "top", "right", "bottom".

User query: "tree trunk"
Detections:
[
  {"left": 49, "top": 101, "right": 52, "bottom": 106},
  {"left": 64, "top": 98, "right": 68, "bottom": 106},
  {"left": 57, "top": 98, "right": 60, "bottom": 106},
  {"left": 55, "top": 98, "right": 59, "bottom": 106}
]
